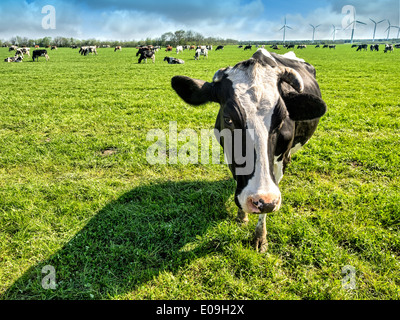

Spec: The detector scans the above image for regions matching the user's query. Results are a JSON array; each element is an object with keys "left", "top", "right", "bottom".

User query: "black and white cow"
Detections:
[
  {"left": 384, "top": 44, "right": 394, "bottom": 53},
  {"left": 136, "top": 47, "right": 155, "bottom": 63},
  {"left": 164, "top": 56, "right": 185, "bottom": 64},
  {"left": 171, "top": 48, "right": 326, "bottom": 252},
  {"left": 244, "top": 45, "right": 252, "bottom": 50},
  {"left": 356, "top": 44, "right": 368, "bottom": 51},
  {"left": 216, "top": 45, "right": 224, "bottom": 51},
  {"left": 4, "top": 55, "right": 23, "bottom": 62},
  {"left": 32, "top": 49, "right": 49, "bottom": 61},
  {"left": 194, "top": 48, "right": 208, "bottom": 60}
]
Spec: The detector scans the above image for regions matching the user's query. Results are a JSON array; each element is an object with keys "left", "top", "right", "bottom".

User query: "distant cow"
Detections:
[
  {"left": 356, "top": 44, "right": 368, "bottom": 51},
  {"left": 297, "top": 45, "right": 307, "bottom": 49},
  {"left": 15, "top": 47, "right": 30, "bottom": 57},
  {"left": 114, "top": 46, "right": 122, "bottom": 52},
  {"left": 285, "top": 44, "right": 295, "bottom": 49},
  {"left": 395, "top": 44, "right": 400, "bottom": 49},
  {"left": 206, "top": 45, "right": 213, "bottom": 50},
  {"left": 79, "top": 46, "right": 98, "bottom": 55},
  {"left": 194, "top": 48, "right": 208, "bottom": 60},
  {"left": 215, "top": 45, "right": 224, "bottom": 51},
  {"left": 51, "top": 46, "right": 57, "bottom": 50},
  {"left": 164, "top": 56, "right": 185, "bottom": 64},
  {"left": 137, "top": 47, "right": 155, "bottom": 63},
  {"left": 9, "top": 45, "right": 18, "bottom": 52},
  {"left": 384, "top": 44, "right": 394, "bottom": 53},
  {"left": 271, "top": 45, "right": 280, "bottom": 50},
  {"left": 165, "top": 45, "right": 173, "bottom": 52},
  {"left": 315, "top": 44, "right": 320, "bottom": 48},
  {"left": 35, "top": 45, "right": 40, "bottom": 49},
  {"left": 4, "top": 55, "right": 23, "bottom": 62},
  {"left": 322, "top": 44, "right": 329, "bottom": 48},
  {"left": 176, "top": 45, "right": 183, "bottom": 54},
  {"left": 71, "top": 45, "right": 78, "bottom": 49},
  {"left": 244, "top": 45, "right": 252, "bottom": 50},
  {"left": 370, "top": 44, "right": 379, "bottom": 51},
  {"left": 329, "top": 45, "right": 336, "bottom": 50},
  {"left": 32, "top": 49, "right": 49, "bottom": 61}
]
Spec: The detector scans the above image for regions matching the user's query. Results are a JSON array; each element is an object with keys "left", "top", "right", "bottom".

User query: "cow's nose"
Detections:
[{"left": 247, "top": 194, "right": 281, "bottom": 213}]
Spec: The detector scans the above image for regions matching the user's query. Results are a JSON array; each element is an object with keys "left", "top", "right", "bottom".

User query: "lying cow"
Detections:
[
  {"left": 136, "top": 47, "right": 155, "bottom": 63},
  {"left": 164, "top": 56, "right": 184, "bottom": 64},
  {"left": 4, "top": 56, "right": 23, "bottom": 62},
  {"left": 194, "top": 48, "right": 208, "bottom": 60},
  {"left": 32, "top": 49, "right": 49, "bottom": 61},
  {"left": 171, "top": 48, "right": 326, "bottom": 252}
]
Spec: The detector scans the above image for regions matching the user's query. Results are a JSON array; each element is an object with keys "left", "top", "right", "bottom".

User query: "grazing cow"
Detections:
[
  {"left": 165, "top": 45, "right": 173, "bottom": 52},
  {"left": 136, "top": 47, "right": 155, "bottom": 63},
  {"left": 9, "top": 45, "right": 18, "bottom": 52},
  {"left": 194, "top": 48, "right": 208, "bottom": 60},
  {"left": 238, "top": 45, "right": 243, "bottom": 49},
  {"left": 114, "top": 46, "right": 122, "bottom": 52},
  {"left": 216, "top": 45, "right": 224, "bottom": 51},
  {"left": 15, "top": 47, "right": 30, "bottom": 57},
  {"left": 322, "top": 44, "right": 329, "bottom": 48},
  {"left": 356, "top": 44, "right": 368, "bottom": 51},
  {"left": 79, "top": 46, "right": 98, "bottom": 55},
  {"left": 164, "top": 56, "right": 185, "bottom": 64},
  {"left": 384, "top": 44, "right": 394, "bottom": 53},
  {"left": 34, "top": 45, "right": 40, "bottom": 49},
  {"left": 176, "top": 45, "right": 183, "bottom": 54},
  {"left": 297, "top": 45, "right": 307, "bottom": 49},
  {"left": 395, "top": 44, "right": 400, "bottom": 49},
  {"left": 285, "top": 44, "right": 295, "bottom": 49},
  {"left": 171, "top": 48, "right": 326, "bottom": 252},
  {"left": 51, "top": 46, "right": 57, "bottom": 50},
  {"left": 4, "top": 55, "right": 23, "bottom": 62},
  {"left": 370, "top": 44, "right": 379, "bottom": 51},
  {"left": 315, "top": 44, "right": 320, "bottom": 48},
  {"left": 206, "top": 45, "right": 213, "bottom": 50},
  {"left": 244, "top": 45, "right": 252, "bottom": 50},
  {"left": 271, "top": 45, "right": 280, "bottom": 50},
  {"left": 32, "top": 49, "right": 49, "bottom": 61},
  {"left": 189, "top": 45, "right": 196, "bottom": 50},
  {"left": 329, "top": 45, "right": 336, "bottom": 50},
  {"left": 71, "top": 45, "right": 78, "bottom": 49}
]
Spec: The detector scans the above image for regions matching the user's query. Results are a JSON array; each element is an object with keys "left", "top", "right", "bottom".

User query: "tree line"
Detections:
[{"left": 0, "top": 30, "right": 239, "bottom": 48}]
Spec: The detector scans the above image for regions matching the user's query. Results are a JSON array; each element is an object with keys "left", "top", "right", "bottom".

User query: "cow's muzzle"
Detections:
[{"left": 246, "top": 194, "right": 281, "bottom": 214}]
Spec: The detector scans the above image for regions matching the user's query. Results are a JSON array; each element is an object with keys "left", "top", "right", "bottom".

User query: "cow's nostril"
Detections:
[{"left": 247, "top": 194, "right": 281, "bottom": 213}]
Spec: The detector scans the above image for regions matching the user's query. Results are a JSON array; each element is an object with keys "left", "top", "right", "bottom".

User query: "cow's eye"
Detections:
[{"left": 224, "top": 117, "right": 233, "bottom": 126}]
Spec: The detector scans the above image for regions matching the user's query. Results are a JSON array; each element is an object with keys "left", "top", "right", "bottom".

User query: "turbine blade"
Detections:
[
  {"left": 356, "top": 21, "right": 367, "bottom": 25},
  {"left": 286, "top": 26, "right": 292, "bottom": 30},
  {"left": 377, "top": 19, "right": 385, "bottom": 24}
]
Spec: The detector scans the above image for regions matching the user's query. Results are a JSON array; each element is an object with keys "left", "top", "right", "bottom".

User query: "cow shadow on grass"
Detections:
[{"left": 4, "top": 179, "right": 237, "bottom": 299}]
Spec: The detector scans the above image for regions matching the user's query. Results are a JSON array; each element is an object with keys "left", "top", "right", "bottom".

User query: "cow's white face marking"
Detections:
[{"left": 224, "top": 49, "right": 283, "bottom": 213}]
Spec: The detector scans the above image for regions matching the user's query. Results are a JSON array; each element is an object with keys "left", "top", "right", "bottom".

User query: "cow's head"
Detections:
[{"left": 171, "top": 49, "right": 326, "bottom": 214}]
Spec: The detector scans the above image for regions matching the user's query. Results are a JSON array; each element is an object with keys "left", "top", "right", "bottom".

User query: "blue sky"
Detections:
[{"left": 1, "top": 0, "right": 399, "bottom": 41}]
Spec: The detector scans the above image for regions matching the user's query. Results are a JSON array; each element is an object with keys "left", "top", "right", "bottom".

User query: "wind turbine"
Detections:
[
  {"left": 385, "top": 20, "right": 399, "bottom": 40},
  {"left": 332, "top": 25, "right": 341, "bottom": 41},
  {"left": 345, "top": 19, "right": 367, "bottom": 44},
  {"left": 310, "top": 24, "right": 321, "bottom": 43},
  {"left": 279, "top": 17, "right": 292, "bottom": 44},
  {"left": 369, "top": 18, "right": 385, "bottom": 42}
]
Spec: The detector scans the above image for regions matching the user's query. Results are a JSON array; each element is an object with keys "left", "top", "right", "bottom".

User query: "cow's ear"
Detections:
[
  {"left": 171, "top": 76, "right": 215, "bottom": 106},
  {"left": 283, "top": 92, "right": 327, "bottom": 121}
]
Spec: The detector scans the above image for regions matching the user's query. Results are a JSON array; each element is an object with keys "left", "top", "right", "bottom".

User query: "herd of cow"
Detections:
[{"left": 3, "top": 42, "right": 398, "bottom": 64}]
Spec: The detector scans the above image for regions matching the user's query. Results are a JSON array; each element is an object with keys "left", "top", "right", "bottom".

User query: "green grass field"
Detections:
[{"left": 0, "top": 45, "right": 399, "bottom": 299}]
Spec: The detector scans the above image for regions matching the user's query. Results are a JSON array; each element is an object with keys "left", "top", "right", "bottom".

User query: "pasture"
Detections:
[{"left": 0, "top": 44, "right": 399, "bottom": 300}]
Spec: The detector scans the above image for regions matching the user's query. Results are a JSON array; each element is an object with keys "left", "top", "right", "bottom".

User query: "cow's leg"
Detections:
[
  {"left": 254, "top": 214, "right": 268, "bottom": 253},
  {"left": 236, "top": 208, "right": 249, "bottom": 224}
]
